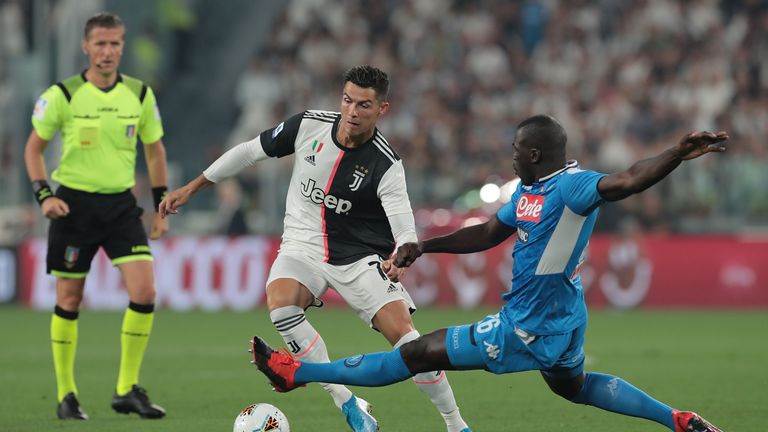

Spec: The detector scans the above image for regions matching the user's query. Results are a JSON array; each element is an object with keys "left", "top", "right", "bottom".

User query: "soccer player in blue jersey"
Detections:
[{"left": 250, "top": 115, "right": 727, "bottom": 432}]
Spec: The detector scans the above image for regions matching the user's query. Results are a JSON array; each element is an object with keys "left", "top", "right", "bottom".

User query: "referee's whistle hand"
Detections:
[{"left": 41, "top": 197, "right": 70, "bottom": 220}]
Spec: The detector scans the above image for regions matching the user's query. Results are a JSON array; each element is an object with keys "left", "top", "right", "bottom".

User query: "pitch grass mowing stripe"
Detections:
[{"left": 0, "top": 307, "right": 765, "bottom": 431}]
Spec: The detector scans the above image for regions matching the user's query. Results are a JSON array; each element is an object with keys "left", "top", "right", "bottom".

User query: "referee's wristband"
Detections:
[
  {"left": 32, "top": 180, "right": 54, "bottom": 205},
  {"left": 152, "top": 186, "right": 168, "bottom": 210}
]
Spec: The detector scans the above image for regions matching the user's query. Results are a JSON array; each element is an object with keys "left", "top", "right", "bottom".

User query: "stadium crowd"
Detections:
[
  {"left": 2, "top": 0, "right": 766, "bottom": 236},
  {"left": 230, "top": 0, "right": 768, "bottom": 232}
]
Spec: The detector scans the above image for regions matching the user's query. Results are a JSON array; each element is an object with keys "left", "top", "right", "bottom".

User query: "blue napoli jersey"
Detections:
[{"left": 496, "top": 161, "right": 607, "bottom": 335}]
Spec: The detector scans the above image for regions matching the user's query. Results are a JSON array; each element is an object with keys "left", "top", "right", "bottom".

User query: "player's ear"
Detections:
[
  {"left": 378, "top": 101, "right": 390, "bottom": 116},
  {"left": 530, "top": 148, "right": 541, "bottom": 164},
  {"left": 81, "top": 39, "right": 88, "bottom": 55}
]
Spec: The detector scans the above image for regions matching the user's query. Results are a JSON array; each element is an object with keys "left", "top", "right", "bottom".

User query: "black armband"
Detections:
[
  {"left": 32, "top": 180, "right": 54, "bottom": 205},
  {"left": 152, "top": 186, "right": 168, "bottom": 210}
]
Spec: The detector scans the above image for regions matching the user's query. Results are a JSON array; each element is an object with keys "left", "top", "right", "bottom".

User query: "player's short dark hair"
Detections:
[
  {"left": 343, "top": 65, "right": 389, "bottom": 101},
  {"left": 84, "top": 12, "right": 124, "bottom": 39},
  {"left": 517, "top": 114, "right": 567, "bottom": 154}
]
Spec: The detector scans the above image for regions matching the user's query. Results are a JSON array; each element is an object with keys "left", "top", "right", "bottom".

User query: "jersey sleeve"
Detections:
[
  {"left": 496, "top": 184, "right": 522, "bottom": 228},
  {"left": 138, "top": 86, "right": 164, "bottom": 144},
  {"left": 377, "top": 161, "right": 413, "bottom": 217},
  {"left": 31, "top": 85, "right": 66, "bottom": 140},
  {"left": 258, "top": 112, "right": 303, "bottom": 158},
  {"left": 202, "top": 136, "right": 269, "bottom": 183},
  {"left": 559, "top": 169, "right": 608, "bottom": 215}
]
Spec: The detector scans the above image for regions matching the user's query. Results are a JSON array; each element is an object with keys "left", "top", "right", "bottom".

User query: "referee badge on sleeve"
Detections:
[{"left": 33, "top": 97, "right": 49, "bottom": 120}]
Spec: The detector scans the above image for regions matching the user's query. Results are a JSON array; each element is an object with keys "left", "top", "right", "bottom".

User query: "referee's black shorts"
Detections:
[{"left": 47, "top": 185, "right": 152, "bottom": 278}]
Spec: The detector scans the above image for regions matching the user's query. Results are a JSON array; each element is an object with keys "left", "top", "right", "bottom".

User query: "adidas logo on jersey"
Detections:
[
  {"left": 304, "top": 155, "right": 316, "bottom": 166},
  {"left": 387, "top": 283, "right": 399, "bottom": 293},
  {"left": 300, "top": 178, "right": 352, "bottom": 214}
]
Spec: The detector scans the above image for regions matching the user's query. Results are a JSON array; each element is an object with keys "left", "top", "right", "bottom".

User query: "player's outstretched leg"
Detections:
[
  {"left": 545, "top": 372, "right": 722, "bottom": 431},
  {"left": 250, "top": 336, "right": 414, "bottom": 388},
  {"left": 250, "top": 336, "right": 303, "bottom": 392},
  {"left": 270, "top": 306, "right": 377, "bottom": 431},
  {"left": 395, "top": 330, "right": 471, "bottom": 432},
  {"left": 671, "top": 410, "right": 723, "bottom": 432}
]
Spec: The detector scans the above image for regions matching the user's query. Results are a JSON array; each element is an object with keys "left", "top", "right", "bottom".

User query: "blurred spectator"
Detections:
[
  {"left": 158, "top": 0, "right": 197, "bottom": 71},
  {"left": 214, "top": 179, "right": 249, "bottom": 236},
  {"left": 131, "top": 23, "right": 162, "bottom": 90},
  {"left": 225, "top": 0, "right": 767, "bottom": 234}
]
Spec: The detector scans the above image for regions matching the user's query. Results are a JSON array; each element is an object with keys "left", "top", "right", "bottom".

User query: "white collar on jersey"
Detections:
[{"left": 538, "top": 160, "right": 578, "bottom": 182}]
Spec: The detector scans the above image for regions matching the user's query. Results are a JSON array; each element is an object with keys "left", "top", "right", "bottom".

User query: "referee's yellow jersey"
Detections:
[{"left": 32, "top": 72, "right": 164, "bottom": 193}]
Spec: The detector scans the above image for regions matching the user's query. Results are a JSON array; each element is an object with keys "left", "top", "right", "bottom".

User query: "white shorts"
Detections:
[{"left": 267, "top": 251, "right": 416, "bottom": 325}]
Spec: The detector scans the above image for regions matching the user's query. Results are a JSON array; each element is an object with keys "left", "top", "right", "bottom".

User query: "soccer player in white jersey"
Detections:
[
  {"left": 248, "top": 115, "right": 726, "bottom": 432},
  {"left": 160, "top": 65, "right": 471, "bottom": 432}
]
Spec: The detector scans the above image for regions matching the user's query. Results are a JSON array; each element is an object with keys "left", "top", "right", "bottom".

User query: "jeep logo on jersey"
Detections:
[
  {"left": 349, "top": 165, "right": 368, "bottom": 191},
  {"left": 516, "top": 194, "right": 544, "bottom": 222},
  {"left": 300, "top": 179, "right": 353, "bottom": 214}
]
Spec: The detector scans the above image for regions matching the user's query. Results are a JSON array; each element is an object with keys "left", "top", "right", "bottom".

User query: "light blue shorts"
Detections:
[{"left": 445, "top": 313, "right": 586, "bottom": 379}]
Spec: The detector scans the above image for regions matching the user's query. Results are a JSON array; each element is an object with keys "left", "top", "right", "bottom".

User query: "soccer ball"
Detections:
[{"left": 233, "top": 403, "right": 290, "bottom": 432}]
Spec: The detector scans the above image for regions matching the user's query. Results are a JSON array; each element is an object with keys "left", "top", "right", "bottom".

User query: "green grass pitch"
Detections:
[{"left": 1, "top": 307, "right": 765, "bottom": 431}]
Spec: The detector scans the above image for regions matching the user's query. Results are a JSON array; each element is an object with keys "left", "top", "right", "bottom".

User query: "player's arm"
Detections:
[
  {"left": 144, "top": 139, "right": 170, "bottom": 238},
  {"left": 597, "top": 131, "right": 728, "bottom": 202},
  {"left": 394, "top": 216, "right": 516, "bottom": 268},
  {"left": 160, "top": 113, "right": 302, "bottom": 218},
  {"left": 159, "top": 137, "right": 272, "bottom": 217},
  {"left": 377, "top": 161, "right": 418, "bottom": 280},
  {"left": 23, "top": 130, "right": 69, "bottom": 219}
]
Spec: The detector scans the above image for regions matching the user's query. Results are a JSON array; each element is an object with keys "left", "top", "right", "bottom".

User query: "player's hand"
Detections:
[
  {"left": 382, "top": 258, "right": 406, "bottom": 282},
  {"left": 41, "top": 197, "right": 70, "bottom": 220},
  {"left": 676, "top": 131, "right": 728, "bottom": 161},
  {"left": 149, "top": 212, "right": 169, "bottom": 239},
  {"left": 159, "top": 186, "right": 192, "bottom": 218},
  {"left": 393, "top": 242, "right": 423, "bottom": 268}
]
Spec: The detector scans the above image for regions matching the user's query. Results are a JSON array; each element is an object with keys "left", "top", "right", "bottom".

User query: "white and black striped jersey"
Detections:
[{"left": 256, "top": 110, "right": 413, "bottom": 265}]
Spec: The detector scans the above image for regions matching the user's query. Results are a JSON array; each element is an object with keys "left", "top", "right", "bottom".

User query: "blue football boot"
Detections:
[{"left": 342, "top": 395, "right": 378, "bottom": 432}]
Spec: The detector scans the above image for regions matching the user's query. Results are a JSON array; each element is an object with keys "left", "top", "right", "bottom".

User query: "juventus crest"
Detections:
[{"left": 349, "top": 165, "right": 368, "bottom": 191}]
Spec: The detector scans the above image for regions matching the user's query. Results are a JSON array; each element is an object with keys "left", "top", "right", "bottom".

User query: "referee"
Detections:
[{"left": 24, "top": 13, "right": 167, "bottom": 420}]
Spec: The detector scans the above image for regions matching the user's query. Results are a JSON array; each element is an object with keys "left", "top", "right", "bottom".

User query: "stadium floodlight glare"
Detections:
[
  {"left": 431, "top": 208, "right": 453, "bottom": 226},
  {"left": 479, "top": 183, "right": 501, "bottom": 203},
  {"left": 462, "top": 216, "right": 488, "bottom": 227},
  {"left": 500, "top": 178, "right": 521, "bottom": 203}
]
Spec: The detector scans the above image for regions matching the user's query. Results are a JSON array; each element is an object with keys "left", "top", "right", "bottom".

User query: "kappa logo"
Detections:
[
  {"left": 349, "top": 165, "right": 368, "bottom": 191},
  {"left": 483, "top": 341, "right": 500, "bottom": 360},
  {"left": 516, "top": 194, "right": 545, "bottom": 222},
  {"left": 300, "top": 179, "right": 352, "bottom": 214},
  {"left": 304, "top": 155, "right": 316, "bottom": 166},
  {"left": 607, "top": 377, "right": 619, "bottom": 397}
]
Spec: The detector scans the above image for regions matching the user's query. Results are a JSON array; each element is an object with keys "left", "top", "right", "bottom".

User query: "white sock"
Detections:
[
  {"left": 395, "top": 330, "right": 469, "bottom": 432},
  {"left": 270, "top": 306, "right": 353, "bottom": 409}
]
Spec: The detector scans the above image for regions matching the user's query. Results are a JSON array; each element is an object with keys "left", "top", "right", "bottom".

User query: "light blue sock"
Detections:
[
  {"left": 295, "top": 348, "right": 412, "bottom": 387},
  {"left": 571, "top": 372, "right": 675, "bottom": 430}
]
